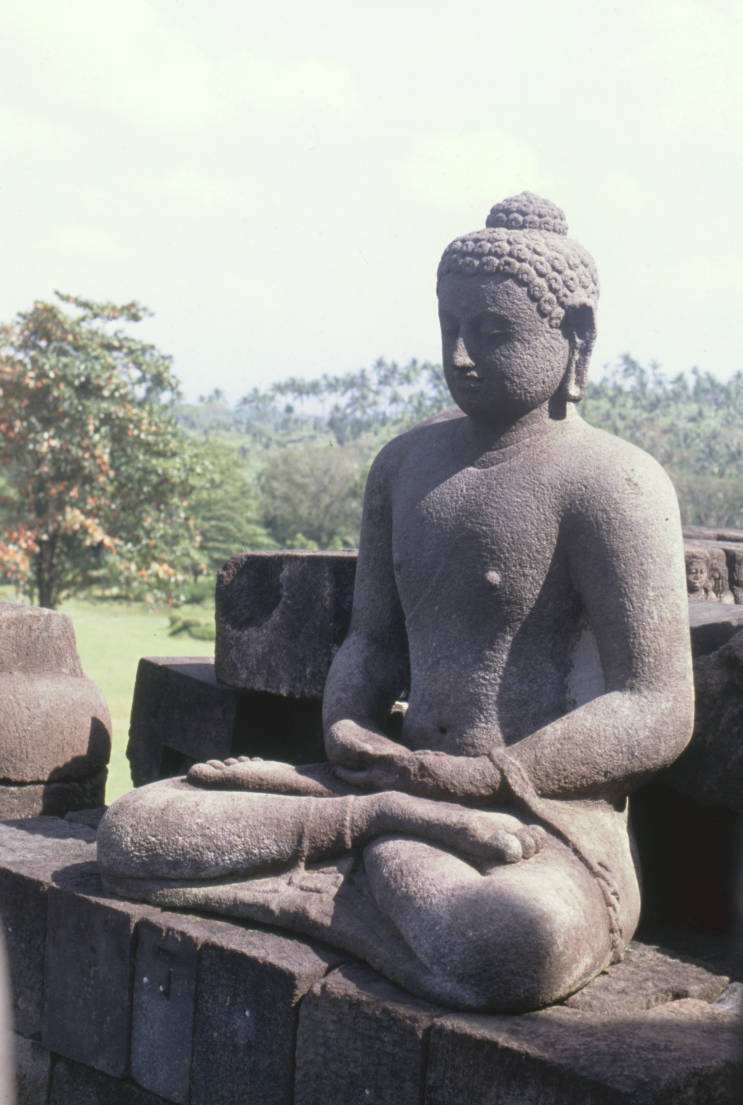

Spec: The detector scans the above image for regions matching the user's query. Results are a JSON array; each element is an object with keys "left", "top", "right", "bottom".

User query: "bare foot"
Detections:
[
  {"left": 379, "top": 793, "right": 548, "bottom": 863},
  {"left": 431, "top": 808, "right": 547, "bottom": 864},
  {"left": 186, "top": 757, "right": 356, "bottom": 797}
]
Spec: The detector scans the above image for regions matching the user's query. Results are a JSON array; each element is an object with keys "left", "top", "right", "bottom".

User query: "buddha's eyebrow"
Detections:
[{"left": 473, "top": 310, "right": 511, "bottom": 328}]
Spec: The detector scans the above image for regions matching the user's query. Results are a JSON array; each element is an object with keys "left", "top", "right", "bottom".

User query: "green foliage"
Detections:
[
  {"left": 582, "top": 356, "right": 743, "bottom": 526},
  {"left": 188, "top": 441, "right": 276, "bottom": 572},
  {"left": 180, "top": 354, "right": 743, "bottom": 547},
  {"left": 232, "top": 358, "right": 452, "bottom": 449},
  {"left": 259, "top": 443, "right": 367, "bottom": 548},
  {"left": 174, "top": 358, "right": 452, "bottom": 553},
  {"left": 167, "top": 613, "right": 216, "bottom": 640},
  {"left": 0, "top": 293, "right": 203, "bottom": 608}
]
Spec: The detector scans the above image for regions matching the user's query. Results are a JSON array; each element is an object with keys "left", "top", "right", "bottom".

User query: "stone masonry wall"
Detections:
[{"left": 1, "top": 816, "right": 741, "bottom": 1105}]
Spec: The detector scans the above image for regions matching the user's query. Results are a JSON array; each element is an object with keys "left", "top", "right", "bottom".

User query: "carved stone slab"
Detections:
[{"left": 215, "top": 551, "right": 357, "bottom": 699}]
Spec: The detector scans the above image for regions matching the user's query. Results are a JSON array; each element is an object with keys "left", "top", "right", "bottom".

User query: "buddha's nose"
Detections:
[{"left": 452, "top": 336, "right": 475, "bottom": 369}]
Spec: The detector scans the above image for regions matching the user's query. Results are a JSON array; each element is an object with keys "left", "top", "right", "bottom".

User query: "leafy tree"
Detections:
[
  {"left": 0, "top": 293, "right": 203, "bottom": 608},
  {"left": 259, "top": 443, "right": 366, "bottom": 549},
  {"left": 188, "top": 442, "right": 276, "bottom": 572},
  {"left": 583, "top": 356, "right": 743, "bottom": 527},
  {"left": 236, "top": 358, "right": 452, "bottom": 448}
]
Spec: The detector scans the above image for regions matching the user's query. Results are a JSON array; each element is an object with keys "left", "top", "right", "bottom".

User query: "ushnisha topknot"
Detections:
[{"left": 437, "top": 191, "right": 599, "bottom": 330}]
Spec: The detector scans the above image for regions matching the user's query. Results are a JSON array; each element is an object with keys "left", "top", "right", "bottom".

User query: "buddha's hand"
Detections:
[
  {"left": 333, "top": 740, "right": 502, "bottom": 803},
  {"left": 325, "top": 720, "right": 410, "bottom": 771}
]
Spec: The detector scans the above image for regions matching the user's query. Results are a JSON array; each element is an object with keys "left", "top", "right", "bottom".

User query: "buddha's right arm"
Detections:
[
  {"left": 323, "top": 632, "right": 409, "bottom": 767},
  {"left": 323, "top": 445, "right": 410, "bottom": 768}
]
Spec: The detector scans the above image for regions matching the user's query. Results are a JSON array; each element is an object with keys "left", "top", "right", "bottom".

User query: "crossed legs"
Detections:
[{"left": 97, "top": 761, "right": 613, "bottom": 1010}]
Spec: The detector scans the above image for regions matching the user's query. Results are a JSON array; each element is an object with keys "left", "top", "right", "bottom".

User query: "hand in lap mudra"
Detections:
[{"left": 98, "top": 193, "right": 694, "bottom": 1012}]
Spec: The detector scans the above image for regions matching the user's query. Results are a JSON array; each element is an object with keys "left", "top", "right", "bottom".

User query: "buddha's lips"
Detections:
[{"left": 456, "top": 372, "right": 482, "bottom": 387}]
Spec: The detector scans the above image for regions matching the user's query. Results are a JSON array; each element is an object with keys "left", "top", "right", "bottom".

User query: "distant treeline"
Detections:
[
  {"left": 12, "top": 291, "right": 733, "bottom": 609},
  {"left": 174, "top": 355, "right": 743, "bottom": 570}
]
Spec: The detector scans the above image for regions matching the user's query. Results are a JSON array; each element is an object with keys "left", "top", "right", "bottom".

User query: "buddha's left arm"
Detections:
[{"left": 505, "top": 448, "right": 695, "bottom": 802}]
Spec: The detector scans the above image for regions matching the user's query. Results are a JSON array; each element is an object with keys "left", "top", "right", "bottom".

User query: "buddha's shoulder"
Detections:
[
  {"left": 368, "top": 409, "right": 461, "bottom": 476},
  {"left": 558, "top": 416, "right": 678, "bottom": 508}
]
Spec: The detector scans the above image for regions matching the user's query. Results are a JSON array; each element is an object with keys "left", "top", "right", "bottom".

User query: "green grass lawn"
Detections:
[{"left": 2, "top": 589, "right": 215, "bottom": 804}]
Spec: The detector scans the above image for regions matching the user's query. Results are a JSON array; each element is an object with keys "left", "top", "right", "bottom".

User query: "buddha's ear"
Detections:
[{"left": 562, "top": 304, "right": 596, "bottom": 403}]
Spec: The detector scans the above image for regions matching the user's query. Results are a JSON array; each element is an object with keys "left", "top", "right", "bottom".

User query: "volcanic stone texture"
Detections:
[
  {"left": 215, "top": 551, "right": 357, "bottom": 698},
  {"left": 0, "top": 602, "right": 110, "bottom": 817}
]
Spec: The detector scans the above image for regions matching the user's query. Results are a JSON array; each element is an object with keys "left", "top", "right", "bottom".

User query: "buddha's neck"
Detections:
[{"left": 462, "top": 403, "right": 578, "bottom": 456}]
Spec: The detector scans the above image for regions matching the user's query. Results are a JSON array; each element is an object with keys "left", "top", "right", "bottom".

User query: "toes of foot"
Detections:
[
  {"left": 206, "top": 759, "right": 225, "bottom": 769},
  {"left": 517, "top": 825, "right": 547, "bottom": 859},
  {"left": 186, "top": 763, "right": 215, "bottom": 784},
  {"left": 225, "top": 757, "right": 237, "bottom": 765},
  {"left": 494, "top": 830, "right": 523, "bottom": 864}
]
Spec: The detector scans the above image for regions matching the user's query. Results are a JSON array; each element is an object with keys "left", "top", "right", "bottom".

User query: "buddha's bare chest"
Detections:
[{"left": 391, "top": 462, "right": 566, "bottom": 623}]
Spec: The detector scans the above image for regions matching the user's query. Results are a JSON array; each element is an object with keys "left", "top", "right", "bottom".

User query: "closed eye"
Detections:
[
  {"left": 474, "top": 310, "right": 511, "bottom": 341},
  {"left": 481, "top": 325, "right": 508, "bottom": 337}
]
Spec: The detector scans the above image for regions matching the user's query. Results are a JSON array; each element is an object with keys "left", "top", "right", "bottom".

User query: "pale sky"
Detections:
[{"left": 2, "top": 0, "right": 741, "bottom": 401}]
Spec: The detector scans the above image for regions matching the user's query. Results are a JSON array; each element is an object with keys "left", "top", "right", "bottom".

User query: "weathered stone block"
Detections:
[
  {"left": 43, "top": 887, "right": 135, "bottom": 1076},
  {"left": 127, "top": 657, "right": 324, "bottom": 786},
  {"left": 14, "top": 1033, "right": 51, "bottom": 1105},
  {"left": 688, "top": 601, "right": 743, "bottom": 656},
  {"left": 127, "top": 658, "right": 237, "bottom": 785},
  {"left": 49, "top": 1056, "right": 172, "bottom": 1105},
  {"left": 425, "top": 999, "right": 743, "bottom": 1104},
  {"left": 669, "top": 627, "right": 743, "bottom": 809},
  {"left": 130, "top": 918, "right": 199, "bottom": 1104},
  {"left": 563, "top": 940, "right": 729, "bottom": 1014},
  {"left": 0, "top": 869, "right": 47, "bottom": 1037},
  {"left": 0, "top": 929, "right": 14, "bottom": 1104},
  {"left": 295, "top": 962, "right": 439, "bottom": 1105},
  {"left": 43, "top": 874, "right": 161, "bottom": 1077},
  {"left": 191, "top": 922, "right": 343, "bottom": 1105},
  {"left": 0, "top": 769, "right": 108, "bottom": 821},
  {"left": 0, "top": 818, "right": 97, "bottom": 1037},
  {"left": 215, "top": 551, "right": 357, "bottom": 698}
]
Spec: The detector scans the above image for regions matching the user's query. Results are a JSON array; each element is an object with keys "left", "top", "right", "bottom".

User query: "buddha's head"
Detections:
[{"left": 437, "top": 193, "right": 598, "bottom": 427}]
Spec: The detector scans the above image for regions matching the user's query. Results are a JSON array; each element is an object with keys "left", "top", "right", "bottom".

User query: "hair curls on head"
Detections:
[{"left": 437, "top": 192, "right": 599, "bottom": 330}]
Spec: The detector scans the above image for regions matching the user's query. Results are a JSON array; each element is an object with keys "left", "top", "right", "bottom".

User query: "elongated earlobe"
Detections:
[{"left": 562, "top": 305, "right": 596, "bottom": 403}]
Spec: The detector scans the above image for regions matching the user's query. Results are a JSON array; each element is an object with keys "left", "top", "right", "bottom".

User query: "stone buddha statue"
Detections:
[{"left": 98, "top": 193, "right": 694, "bottom": 1012}]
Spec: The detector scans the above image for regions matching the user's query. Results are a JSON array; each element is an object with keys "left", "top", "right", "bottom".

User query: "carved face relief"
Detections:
[
  {"left": 686, "top": 558, "right": 708, "bottom": 594},
  {"left": 438, "top": 273, "right": 573, "bottom": 427}
]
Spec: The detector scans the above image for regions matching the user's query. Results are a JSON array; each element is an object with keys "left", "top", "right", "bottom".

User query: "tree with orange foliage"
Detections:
[{"left": 0, "top": 293, "right": 203, "bottom": 608}]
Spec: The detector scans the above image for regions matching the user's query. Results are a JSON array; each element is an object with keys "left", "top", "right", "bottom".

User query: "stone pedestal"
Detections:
[
  {"left": 126, "top": 658, "right": 324, "bottom": 787},
  {"left": 0, "top": 816, "right": 739, "bottom": 1105}
]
